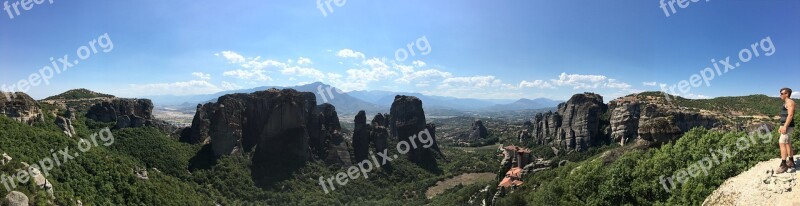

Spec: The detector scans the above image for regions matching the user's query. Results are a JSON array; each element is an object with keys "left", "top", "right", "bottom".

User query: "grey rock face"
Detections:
[
  {"left": 608, "top": 96, "right": 719, "bottom": 146},
  {"left": 469, "top": 120, "right": 489, "bottom": 139},
  {"left": 531, "top": 93, "right": 607, "bottom": 151},
  {"left": 389, "top": 95, "right": 440, "bottom": 168},
  {"left": 352, "top": 110, "right": 370, "bottom": 162},
  {"left": 0, "top": 92, "right": 44, "bottom": 125},
  {"left": 86, "top": 98, "right": 155, "bottom": 128},
  {"left": 55, "top": 116, "right": 76, "bottom": 137}
]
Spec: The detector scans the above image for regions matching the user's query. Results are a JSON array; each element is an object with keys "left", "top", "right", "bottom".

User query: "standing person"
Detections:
[{"left": 777, "top": 87, "right": 795, "bottom": 173}]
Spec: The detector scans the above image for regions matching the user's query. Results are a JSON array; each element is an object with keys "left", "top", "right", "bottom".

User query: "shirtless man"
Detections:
[{"left": 776, "top": 87, "right": 795, "bottom": 173}]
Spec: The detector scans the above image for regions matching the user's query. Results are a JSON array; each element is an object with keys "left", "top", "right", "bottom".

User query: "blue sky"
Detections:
[{"left": 1, "top": 0, "right": 799, "bottom": 101}]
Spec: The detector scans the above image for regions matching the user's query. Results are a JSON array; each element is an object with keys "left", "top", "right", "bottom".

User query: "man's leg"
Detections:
[{"left": 780, "top": 143, "right": 787, "bottom": 160}]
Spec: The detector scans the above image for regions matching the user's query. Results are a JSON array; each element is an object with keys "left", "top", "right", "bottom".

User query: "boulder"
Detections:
[{"left": 3, "top": 191, "right": 28, "bottom": 206}]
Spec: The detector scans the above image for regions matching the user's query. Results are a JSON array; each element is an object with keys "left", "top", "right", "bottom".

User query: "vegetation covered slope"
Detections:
[
  {"left": 496, "top": 125, "right": 800, "bottom": 206},
  {"left": 43, "top": 89, "right": 114, "bottom": 100},
  {"left": 0, "top": 105, "right": 499, "bottom": 205},
  {"left": 636, "top": 91, "right": 786, "bottom": 116}
]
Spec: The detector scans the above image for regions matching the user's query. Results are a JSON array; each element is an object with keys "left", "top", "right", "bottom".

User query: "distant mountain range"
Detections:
[{"left": 142, "top": 82, "right": 562, "bottom": 114}]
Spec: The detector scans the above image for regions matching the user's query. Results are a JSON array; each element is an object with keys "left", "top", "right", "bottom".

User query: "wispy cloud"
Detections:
[
  {"left": 192, "top": 72, "right": 211, "bottom": 80},
  {"left": 336, "top": 49, "right": 365, "bottom": 59}
]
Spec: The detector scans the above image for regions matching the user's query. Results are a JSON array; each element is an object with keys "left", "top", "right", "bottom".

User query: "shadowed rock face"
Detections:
[
  {"left": 352, "top": 110, "right": 370, "bottom": 162},
  {"left": 86, "top": 99, "right": 153, "bottom": 128},
  {"left": 185, "top": 89, "right": 349, "bottom": 169},
  {"left": 352, "top": 112, "right": 392, "bottom": 165},
  {"left": 469, "top": 120, "right": 489, "bottom": 139},
  {"left": 0, "top": 92, "right": 44, "bottom": 125},
  {"left": 389, "top": 95, "right": 439, "bottom": 169},
  {"left": 531, "top": 93, "right": 607, "bottom": 151},
  {"left": 85, "top": 98, "right": 176, "bottom": 133},
  {"left": 182, "top": 89, "right": 351, "bottom": 184}
]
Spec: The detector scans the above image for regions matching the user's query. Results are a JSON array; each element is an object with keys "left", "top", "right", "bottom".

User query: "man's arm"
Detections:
[{"left": 786, "top": 100, "right": 795, "bottom": 128}]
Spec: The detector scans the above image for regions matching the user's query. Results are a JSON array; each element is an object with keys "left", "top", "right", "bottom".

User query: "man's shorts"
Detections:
[{"left": 779, "top": 126, "right": 794, "bottom": 144}]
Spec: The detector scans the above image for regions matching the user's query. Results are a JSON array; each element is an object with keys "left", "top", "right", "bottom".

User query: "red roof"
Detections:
[{"left": 505, "top": 167, "right": 523, "bottom": 179}]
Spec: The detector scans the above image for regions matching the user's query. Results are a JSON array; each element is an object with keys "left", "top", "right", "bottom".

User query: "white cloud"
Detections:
[
  {"left": 605, "top": 79, "right": 631, "bottom": 89},
  {"left": 395, "top": 69, "right": 452, "bottom": 85},
  {"left": 793, "top": 91, "right": 799, "bottom": 97},
  {"left": 519, "top": 80, "right": 554, "bottom": 89},
  {"left": 642, "top": 81, "right": 658, "bottom": 86},
  {"left": 215, "top": 51, "right": 245, "bottom": 63},
  {"left": 551, "top": 73, "right": 608, "bottom": 89},
  {"left": 191, "top": 72, "right": 211, "bottom": 80},
  {"left": 126, "top": 80, "right": 222, "bottom": 96},
  {"left": 297, "top": 57, "right": 312, "bottom": 65},
  {"left": 412, "top": 60, "right": 426, "bottom": 67},
  {"left": 439, "top": 75, "right": 500, "bottom": 88},
  {"left": 336, "top": 49, "right": 366, "bottom": 59}
]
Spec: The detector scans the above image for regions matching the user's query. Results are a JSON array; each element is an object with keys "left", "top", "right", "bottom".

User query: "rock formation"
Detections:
[
  {"left": 0, "top": 92, "right": 44, "bottom": 125},
  {"left": 184, "top": 88, "right": 351, "bottom": 180},
  {"left": 352, "top": 112, "right": 392, "bottom": 165},
  {"left": 316, "top": 104, "right": 350, "bottom": 166},
  {"left": 530, "top": 93, "right": 607, "bottom": 151},
  {"left": 55, "top": 116, "right": 76, "bottom": 137},
  {"left": 608, "top": 95, "right": 719, "bottom": 146},
  {"left": 389, "top": 95, "right": 440, "bottom": 169},
  {"left": 352, "top": 111, "right": 370, "bottom": 162},
  {"left": 469, "top": 120, "right": 489, "bottom": 139},
  {"left": 371, "top": 114, "right": 390, "bottom": 164},
  {"left": 530, "top": 92, "right": 723, "bottom": 150},
  {"left": 85, "top": 98, "right": 176, "bottom": 133}
]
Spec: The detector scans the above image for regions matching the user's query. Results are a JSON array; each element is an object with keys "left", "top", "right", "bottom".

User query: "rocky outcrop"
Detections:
[
  {"left": 0, "top": 92, "right": 44, "bottom": 125},
  {"left": 469, "top": 120, "right": 489, "bottom": 139},
  {"left": 531, "top": 93, "right": 723, "bottom": 150},
  {"left": 371, "top": 114, "right": 390, "bottom": 164},
  {"left": 608, "top": 97, "right": 640, "bottom": 145},
  {"left": 55, "top": 116, "right": 76, "bottom": 137},
  {"left": 389, "top": 95, "right": 440, "bottom": 168},
  {"left": 517, "top": 130, "right": 531, "bottom": 143},
  {"left": 184, "top": 89, "right": 350, "bottom": 176},
  {"left": 86, "top": 98, "right": 152, "bottom": 128},
  {"left": 316, "top": 104, "right": 350, "bottom": 166},
  {"left": 530, "top": 93, "right": 607, "bottom": 151},
  {"left": 85, "top": 98, "right": 178, "bottom": 133},
  {"left": 3, "top": 191, "right": 28, "bottom": 206},
  {"left": 352, "top": 112, "right": 392, "bottom": 165},
  {"left": 352, "top": 111, "right": 370, "bottom": 162},
  {"left": 609, "top": 96, "right": 719, "bottom": 146},
  {"left": 183, "top": 103, "right": 215, "bottom": 144}
]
